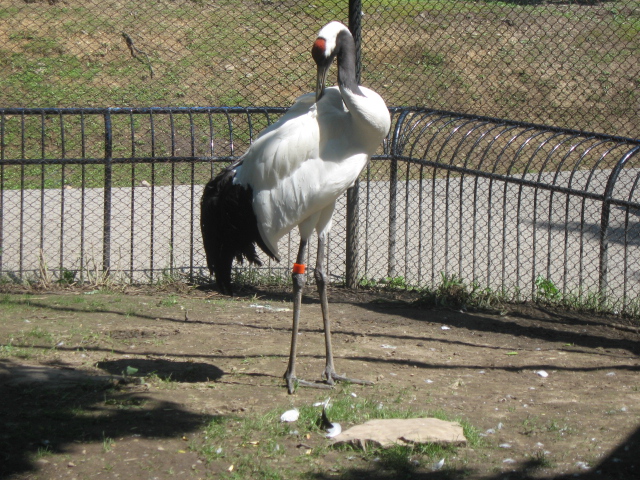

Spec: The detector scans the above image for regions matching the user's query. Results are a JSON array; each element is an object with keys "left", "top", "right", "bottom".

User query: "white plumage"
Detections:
[
  {"left": 201, "top": 21, "right": 390, "bottom": 393},
  {"left": 234, "top": 84, "right": 387, "bottom": 258}
]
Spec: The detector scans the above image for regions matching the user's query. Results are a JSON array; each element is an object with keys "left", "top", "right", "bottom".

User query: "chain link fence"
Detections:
[
  {"left": 1, "top": 0, "right": 638, "bottom": 137},
  {"left": 1, "top": 107, "right": 639, "bottom": 314}
]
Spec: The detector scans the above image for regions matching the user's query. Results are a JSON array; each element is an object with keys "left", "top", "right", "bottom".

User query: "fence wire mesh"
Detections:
[
  {"left": 382, "top": 110, "right": 640, "bottom": 312},
  {"left": 1, "top": 0, "right": 638, "bottom": 137},
  {"left": 1, "top": 107, "right": 639, "bottom": 314}
]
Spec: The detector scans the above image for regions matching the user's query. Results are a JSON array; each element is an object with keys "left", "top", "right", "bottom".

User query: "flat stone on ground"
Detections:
[{"left": 331, "top": 417, "right": 467, "bottom": 449}]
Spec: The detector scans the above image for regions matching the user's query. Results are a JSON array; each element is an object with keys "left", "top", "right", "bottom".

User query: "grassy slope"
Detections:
[{"left": 0, "top": 0, "right": 637, "bottom": 136}]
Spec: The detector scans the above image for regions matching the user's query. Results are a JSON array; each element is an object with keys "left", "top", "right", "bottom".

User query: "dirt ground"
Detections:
[{"left": 1, "top": 284, "right": 639, "bottom": 480}]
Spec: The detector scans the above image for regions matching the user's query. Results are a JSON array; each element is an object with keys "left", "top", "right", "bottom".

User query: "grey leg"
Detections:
[
  {"left": 316, "top": 233, "right": 373, "bottom": 387},
  {"left": 284, "top": 239, "right": 330, "bottom": 393}
]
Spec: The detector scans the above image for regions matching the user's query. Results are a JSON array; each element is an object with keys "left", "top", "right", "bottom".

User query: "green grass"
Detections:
[
  {"left": 0, "top": 293, "right": 34, "bottom": 309},
  {"left": 0, "top": 341, "right": 36, "bottom": 359},
  {"left": 102, "top": 433, "right": 115, "bottom": 453},
  {"left": 357, "top": 270, "right": 639, "bottom": 319},
  {"left": 196, "top": 387, "right": 480, "bottom": 479},
  {"left": 158, "top": 294, "right": 178, "bottom": 307},
  {"left": 0, "top": 292, "right": 137, "bottom": 359},
  {"left": 33, "top": 445, "right": 53, "bottom": 460},
  {"left": 521, "top": 415, "right": 576, "bottom": 440},
  {"left": 24, "top": 326, "right": 54, "bottom": 342}
]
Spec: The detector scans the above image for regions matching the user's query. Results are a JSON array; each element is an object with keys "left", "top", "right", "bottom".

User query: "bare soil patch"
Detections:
[{"left": 0, "top": 284, "right": 639, "bottom": 479}]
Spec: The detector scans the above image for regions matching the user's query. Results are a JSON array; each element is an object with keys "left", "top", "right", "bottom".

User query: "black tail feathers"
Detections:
[{"left": 200, "top": 165, "right": 276, "bottom": 294}]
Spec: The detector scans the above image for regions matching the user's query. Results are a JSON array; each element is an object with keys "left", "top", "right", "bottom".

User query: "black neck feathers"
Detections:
[{"left": 336, "top": 29, "right": 364, "bottom": 97}]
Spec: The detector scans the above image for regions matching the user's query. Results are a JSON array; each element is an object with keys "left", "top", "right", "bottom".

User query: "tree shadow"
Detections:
[
  {"left": 306, "top": 466, "right": 460, "bottom": 480},
  {"left": 536, "top": 217, "right": 640, "bottom": 248},
  {"left": 0, "top": 358, "right": 215, "bottom": 478},
  {"left": 306, "top": 424, "right": 640, "bottom": 480},
  {"left": 357, "top": 299, "right": 640, "bottom": 356},
  {"left": 95, "top": 358, "right": 223, "bottom": 382},
  {"left": 566, "top": 423, "right": 640, "bottom": 479},
  {"left": 196, "top": 283, "right": 640, "bottom": 360}
]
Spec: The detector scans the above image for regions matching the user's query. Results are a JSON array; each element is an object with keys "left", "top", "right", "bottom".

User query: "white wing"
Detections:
[{"left": 233, "top": 87, "right": 371, "bottom": 257}]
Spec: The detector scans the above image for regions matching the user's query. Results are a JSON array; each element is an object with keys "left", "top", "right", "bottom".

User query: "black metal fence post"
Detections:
[
  {"left": 348, "top": 0, "right": 361, "bottom": 82},
  {"left": 387, "top": 110, "right": 410, "bottom": 279},
  {"left": 345, "top": 0, "right": 362, "bottom": 288},
  {"left": 103, "top": 111, "right": 112, "bottom": 276},
  {"left": 0, "top": 114, "right": 3, "bottom": 275}
]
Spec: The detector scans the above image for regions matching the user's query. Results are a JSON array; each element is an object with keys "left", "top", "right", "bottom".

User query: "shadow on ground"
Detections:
[
  {"left": 0, "top": 359, "right": 214, "bottom": 478},
  {"left": 238, "top": 282, "right": 640, "bottom": 356},
  {"left": 306, "top": 426, "right": 639, "bottom": 480},
  {"left": 95, "top": 358, "right": 223, "bottom": 383}
]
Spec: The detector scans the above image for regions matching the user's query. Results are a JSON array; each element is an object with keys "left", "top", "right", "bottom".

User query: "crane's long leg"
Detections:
[
  {"left": 316, "top": 233, "right": 373, "bottom": 387},
  {"left": 284, "top": 239, "right": 331, "bottom": 393}
]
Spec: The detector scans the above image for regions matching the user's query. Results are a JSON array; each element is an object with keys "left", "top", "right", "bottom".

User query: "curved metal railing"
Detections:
[
  {"left": 376, "top": 109, "right": 640, "bottom": 311},
  {"left": 1, "top": 107, "right": 638, "bottom": 312}
]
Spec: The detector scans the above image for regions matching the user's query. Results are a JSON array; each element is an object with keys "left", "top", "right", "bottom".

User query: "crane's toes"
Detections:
[
  {"left": 324, "top": 370, "right": 374, "bottom": 387},
  {"left": 285, "top": 376, "right": 333, "bottom": 394}
]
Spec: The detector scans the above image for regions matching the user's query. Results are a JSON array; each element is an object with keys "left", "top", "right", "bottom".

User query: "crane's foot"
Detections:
[
  {"left": 285, "top": 374, "right": 332, "bottom": 394},
  {"left": 283, "top": 370, "right": 373, "bottom": 394},
  {"left": 323, "top": 367, "right": 374, "bottom": 387}
]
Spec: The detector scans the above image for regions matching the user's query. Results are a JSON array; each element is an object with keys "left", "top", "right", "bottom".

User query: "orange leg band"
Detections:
[{"left": 292, "top": 263, "right": 306, "bottom": 274}]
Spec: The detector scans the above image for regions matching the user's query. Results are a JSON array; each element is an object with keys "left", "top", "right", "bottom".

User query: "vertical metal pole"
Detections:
[
  {"left": 169, "top": 113, "right": 176, "bottom": 276},
  {"left": 345, "top": 179, "right": 360, "bottom": 288},
  {"left": 39, "top": 114, "right": 45, "bottom": 267},
  {"left": 149, "top": 112, "right": 156, "bottom": 283},
  {"left": 0, "top": 114, "right": 4, "bottom": 275},
  {"left": 79, "top": 113, "right": 86, "bottom": 283},
  {"left": 189, "top": 111, "right": 196, "bottom": 281},
  {"left": 348, "top": 0, "right": 362, "bottom": 83},
  {"left": 59, "top": 113, "right": 66, "bottom": 279},
  {"left": 345, "top": 0, "right": 362, "bottom": 288},
  {"left": 388, "top": 111, "right": 409, "bottom": 279},
  {"left": 129, "top": 113, "right": 136, "bottom": 283},
  {"left": 599, "top": 198, "right": 610, "bottom": 304},
  {"left": 388, "top": 157, "right": 397, "bottom": 278},
  {"left": 19, "top": 114, "right": 25, "bottom": 280},
  {"left": 103, "top": 111, "right": 112, "bottom": 276}
]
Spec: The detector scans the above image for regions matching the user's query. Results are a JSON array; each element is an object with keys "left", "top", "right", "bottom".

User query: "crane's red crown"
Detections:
[{"left": 311, "top": 38, "right": 326, "bottom": 64}]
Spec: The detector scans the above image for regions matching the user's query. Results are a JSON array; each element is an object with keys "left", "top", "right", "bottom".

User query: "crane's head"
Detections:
[{"left": 312, "top": 21, "right": 352, "bottom": 102}]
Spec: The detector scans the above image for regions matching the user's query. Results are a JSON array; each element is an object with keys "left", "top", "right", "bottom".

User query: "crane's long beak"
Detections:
[{"left": 316, "top": 64, "right": 328, "bottom": 103}]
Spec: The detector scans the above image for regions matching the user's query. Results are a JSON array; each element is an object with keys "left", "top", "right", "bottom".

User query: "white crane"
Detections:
[{"left": 201, "top": 21, "right": 390, "bottom": 393}]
